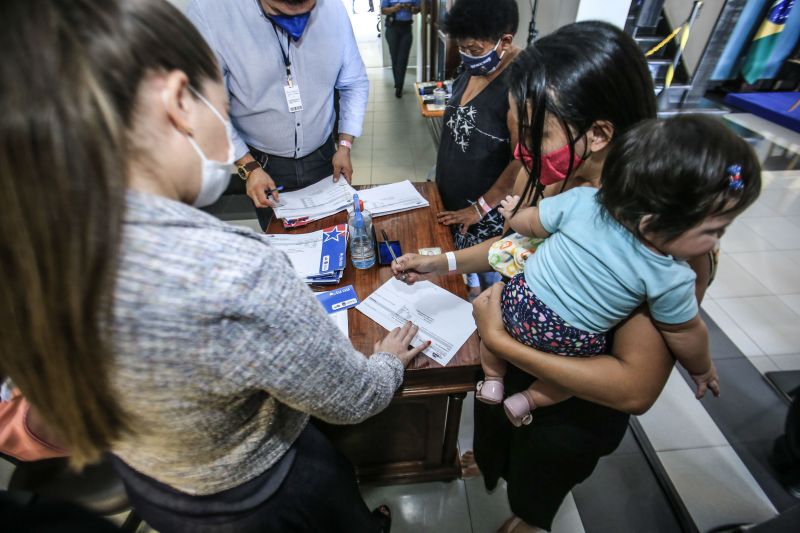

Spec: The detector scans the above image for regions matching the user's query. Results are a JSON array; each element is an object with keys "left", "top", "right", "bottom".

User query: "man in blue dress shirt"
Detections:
[{"left": 187, "top": 0, "right": 369, "bottom": 229}]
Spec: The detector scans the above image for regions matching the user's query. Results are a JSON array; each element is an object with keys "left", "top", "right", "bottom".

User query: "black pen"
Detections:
[
  {"left": 381, "top": 229, "right": 407, "bottom": 281},
  {"left": 266, "top": 185, "right": 284, "bottom": 207}
]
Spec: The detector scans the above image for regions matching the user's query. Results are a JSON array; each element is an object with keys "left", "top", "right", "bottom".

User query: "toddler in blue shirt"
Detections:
[{"left": 477, "top": 115, "right": 762, "bottom": 426}]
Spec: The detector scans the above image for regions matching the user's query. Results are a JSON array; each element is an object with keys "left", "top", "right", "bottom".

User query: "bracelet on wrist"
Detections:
[
  {"left": 477, "top": 196, "right": 492, "bottom": 215},
  {"left": 445, "top": 251, "right": 457, "bottom": 272}
]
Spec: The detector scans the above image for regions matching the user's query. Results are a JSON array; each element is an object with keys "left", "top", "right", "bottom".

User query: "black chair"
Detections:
[{"left": 2, "top": 455, "right": 142, "bottom": 532}]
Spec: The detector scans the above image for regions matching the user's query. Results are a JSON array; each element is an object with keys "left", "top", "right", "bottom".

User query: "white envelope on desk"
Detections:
[
  {"left": 358, "top": 180, "right": 429, "bottom": 217},
  {"left": 264, "top": 231, "right": 326, "bottom": 278},
  {"left": 356, "top": 277, "right": 476, "bottom": 366}
]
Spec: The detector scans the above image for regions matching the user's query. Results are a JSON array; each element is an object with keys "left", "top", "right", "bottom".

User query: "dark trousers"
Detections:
[
  {"left": 113, "top": 424, "right": 382, "bottom": 533},
  {"left": 385, "top": 22, "right": 413, "bottom": 90},
  {"left": 474, "top": 364, "right": 629, "bottom": 531},
  {"left": 224, "top": 137, "right": 336, "bottom": 230}
]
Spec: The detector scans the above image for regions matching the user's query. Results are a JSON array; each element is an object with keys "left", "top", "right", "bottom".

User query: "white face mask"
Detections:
[{"left": 184, "top": 88, "right": 236, "bottom": 207}]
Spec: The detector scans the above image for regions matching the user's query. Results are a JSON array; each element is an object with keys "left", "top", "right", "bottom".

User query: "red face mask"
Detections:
[{"left": 514, "top": 142, "right": 585, "bottom": 186}]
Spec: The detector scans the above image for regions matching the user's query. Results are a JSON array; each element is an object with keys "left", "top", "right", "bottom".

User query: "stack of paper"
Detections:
[
  {"left": 358, "top": 180, "right": 429, "bottom": 217},
  {"left": 356, "top": 277, "right": 476, "bottom": 366},
  {"left": 265, "top": 224, "right": 348, "bottom": 285},
  {"left": 273, "top": 176, "right": 357, "bottom": 226}
]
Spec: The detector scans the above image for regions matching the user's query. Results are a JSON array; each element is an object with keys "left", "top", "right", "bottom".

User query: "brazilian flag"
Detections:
[{"left": 742, "top": 0, "right": 797, "bottom": 83}]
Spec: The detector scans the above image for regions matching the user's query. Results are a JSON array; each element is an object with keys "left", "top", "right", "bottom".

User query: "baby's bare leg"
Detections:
[
  {"left": 477, "top": 341, "right": 507, "bottom": 404},
  {"left": 524, "top": 379, "right": 572, "bottom": 409},
  {"left": 480, "top": 340, "right": 507, "bottom": 381}
]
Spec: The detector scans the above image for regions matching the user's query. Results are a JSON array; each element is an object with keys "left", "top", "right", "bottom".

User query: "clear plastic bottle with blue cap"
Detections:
[{"left": 348, "top": 194, "right": 376, "bottom": 269}]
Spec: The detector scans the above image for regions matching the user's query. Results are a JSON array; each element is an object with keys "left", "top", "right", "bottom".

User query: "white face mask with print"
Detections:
[{"left": 182, "top": 88, "right": 236, "bottom": 207}]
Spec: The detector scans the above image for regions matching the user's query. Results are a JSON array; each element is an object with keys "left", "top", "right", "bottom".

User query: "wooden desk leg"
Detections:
[{"left": 442, "top": 392, "right": 467, "bottom": 473}]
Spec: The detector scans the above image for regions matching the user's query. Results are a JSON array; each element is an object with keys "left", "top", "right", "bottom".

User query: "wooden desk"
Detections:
[
  {"left": 413, "top": 82, "right": 445, "bottom": 148},
  {"left": 267, "top": 183, "right": 481, "bottom": 484},
  {"left": 413, "top": 82, "right": 446, "bottom": 119}
]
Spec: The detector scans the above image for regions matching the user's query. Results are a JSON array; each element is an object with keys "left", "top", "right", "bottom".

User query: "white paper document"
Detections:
[
  {"left": 273, "top": 176, "right": 357, "bottom": 222},
  {"left": 358, "top": 180, "right": 430, "bottom": 217},
  {"left": 265, "top": 231, "right": 322, "bottom": 278},
  {"left": 264, "top": 225, "right": 347, "bottom": 284},
  {"left": 330, "top": 310, "right": 349, "bottom": 337},
  {"left": 356, "top": 278, "right": 476, "bottom": 366}
]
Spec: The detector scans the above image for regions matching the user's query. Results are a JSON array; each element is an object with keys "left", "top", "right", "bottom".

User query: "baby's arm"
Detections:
[
  {"left": 498, "top": 195, "right": 551, "bottom": 239},
  {"left": 656, "top": 314, "right": 720, "bottom": 399}
]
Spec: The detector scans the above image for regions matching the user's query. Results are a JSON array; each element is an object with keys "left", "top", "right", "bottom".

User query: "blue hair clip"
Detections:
[{"left": 727, "top": 164, "right": 744, "bottom": 191}]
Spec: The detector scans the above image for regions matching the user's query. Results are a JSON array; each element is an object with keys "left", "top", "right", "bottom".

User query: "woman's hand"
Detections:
[
  {"left": 472, "top": 282, "right": 508, "bottom": 350},
  {"left": 374, "top": 321, "right": 430, "bottom": 367},
  {"left": 391, "top": 253, "right": 446, "bottom": 284},
  {"left": 437, "top": 206, "right": 482, "bottom": 234}
]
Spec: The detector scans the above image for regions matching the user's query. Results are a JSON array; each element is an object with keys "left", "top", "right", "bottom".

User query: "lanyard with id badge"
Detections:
[{"left": 272, "top": 24, "right": 303, "bottom": 113}]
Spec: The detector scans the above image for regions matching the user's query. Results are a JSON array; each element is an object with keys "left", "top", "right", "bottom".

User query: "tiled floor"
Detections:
[
  {"left": 702, "top": 124, "right": 800, "bottom": 373},
  {"left": 351, "top": 69, "right": 437, "bottom": 187}
]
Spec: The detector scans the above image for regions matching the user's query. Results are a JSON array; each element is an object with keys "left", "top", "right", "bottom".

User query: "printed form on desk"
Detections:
[
  {"left": 273, "top": 176, "right": 357, "bottom": 222},
  {"left": 358, "top": 180, "right": 429, "bottom": 216},
  {"left": 356, "top": 277, "right": 476, "bottom": 366}
]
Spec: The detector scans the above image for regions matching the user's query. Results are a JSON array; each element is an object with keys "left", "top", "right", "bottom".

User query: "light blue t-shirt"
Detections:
[
  {"left": 382, "top": 0, "right": 420, "bottom": 22},
  {"left": 523, "top": 187, "right": 698, "bottom": 334}
]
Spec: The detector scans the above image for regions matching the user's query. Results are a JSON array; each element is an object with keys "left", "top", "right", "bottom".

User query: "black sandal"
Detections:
[{"left": 372, "top": 504, "right": 391, "bottom": 532}]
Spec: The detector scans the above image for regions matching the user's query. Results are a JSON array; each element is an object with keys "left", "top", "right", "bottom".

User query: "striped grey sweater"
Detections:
[{"left": 109, "top": 190, "right": 404, "bottom": 495}]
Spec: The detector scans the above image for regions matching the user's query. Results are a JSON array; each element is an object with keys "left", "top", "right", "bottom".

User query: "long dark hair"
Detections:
[
  {"left": 598, "top": 115, "right": 762, "bottom": 241},
  {"left": 0, "top": 0, "right": 220, "bottom": 468},
  {"left": 508, "top": 21, "right": 657, "bottom": 209}
]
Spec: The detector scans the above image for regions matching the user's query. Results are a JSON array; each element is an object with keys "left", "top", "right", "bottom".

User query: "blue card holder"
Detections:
[
  {"left": 378, "top": 241, "right": 402, "bottom": 265},
  {"left": 315, "top": 285, "right": 359, "bottom": 313}
]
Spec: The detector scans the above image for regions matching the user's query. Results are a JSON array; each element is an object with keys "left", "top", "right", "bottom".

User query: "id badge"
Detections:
[{"left": 284, "top": 83, "right": 303, "bottom": 113}]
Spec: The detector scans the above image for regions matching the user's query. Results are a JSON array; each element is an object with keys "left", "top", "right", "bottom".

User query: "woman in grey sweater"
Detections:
[{"left": 0, "top": 0, "right": 425, "bottom": 531}]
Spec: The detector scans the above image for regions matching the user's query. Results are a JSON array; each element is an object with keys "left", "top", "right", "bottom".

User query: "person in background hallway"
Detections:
[
  {"left": 0, "top": 0, "right": 425, "bottom": 530},
  {"left": 186, "top": 0, "right": 369, "bottom": 230},
  {"left": 435, "top": 0, "right": 522, "bottom": 298},
  {"left": 352, "top": 0, "right": 374, "bottom": 13},
  {"left": 381, "top": 0, "right": 420, "bottom": 97}
]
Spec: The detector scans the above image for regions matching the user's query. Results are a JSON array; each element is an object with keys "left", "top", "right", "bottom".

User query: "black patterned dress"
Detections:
[{"left": 436, "top": 69, "right": 512, "bottom": 249}]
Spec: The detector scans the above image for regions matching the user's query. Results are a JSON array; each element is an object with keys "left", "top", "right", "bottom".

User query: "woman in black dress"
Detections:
[
  {"left": 393, "top": 22, "right": 712, "bottom": 533},
  {"left": 435, "top": 0, "right": 523, "bottom": 297}
]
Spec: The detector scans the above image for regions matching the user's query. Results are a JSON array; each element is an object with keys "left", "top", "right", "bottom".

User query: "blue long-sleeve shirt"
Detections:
[
  {"left": 186, "top": 0, "right": 369, "bottom": 159},
  {"left": 382, "top": 0, "right": 420, "bottom": 22}
]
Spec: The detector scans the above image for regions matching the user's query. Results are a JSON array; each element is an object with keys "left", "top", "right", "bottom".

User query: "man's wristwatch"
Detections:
[{"left": 237, "top": 160, "right": 261, "bottom": 181}]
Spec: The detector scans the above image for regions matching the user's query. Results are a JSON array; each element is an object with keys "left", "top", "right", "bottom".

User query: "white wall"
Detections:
[
  {"left": 514, "top": 0, "right": 581, "bottom": 49},
  {"left": 575, "top": 0, "right": 632, "bottom": 29},
  {"left": 663, "top": 0, "right": 725, "bottom": 76},
  {"left": 168, "top": 0, "right": 189, "bottom": 9}
]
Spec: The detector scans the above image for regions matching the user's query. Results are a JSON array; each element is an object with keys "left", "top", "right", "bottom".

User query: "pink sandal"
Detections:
[
  {"left": 475, "top": 380, "right": 504, "bottom": 404},
  {"left": 503, "top": 393, "right": 534, "bottom": 427}
]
